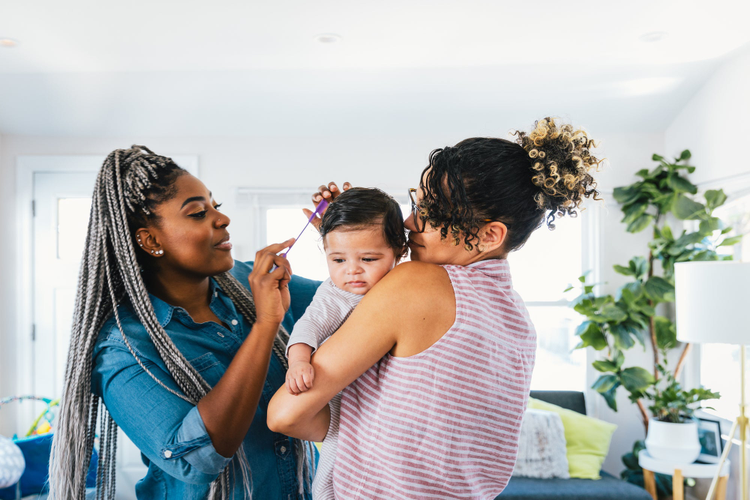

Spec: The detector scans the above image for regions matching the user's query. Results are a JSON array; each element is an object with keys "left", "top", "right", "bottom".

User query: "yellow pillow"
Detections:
[{"left": 527, "top": 397, "right": 617, "bottom": 480}]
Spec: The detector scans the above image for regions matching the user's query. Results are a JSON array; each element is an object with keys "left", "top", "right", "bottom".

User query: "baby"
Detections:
[{"left": 285, "top": 187, "right": 407, "bottom": 499}]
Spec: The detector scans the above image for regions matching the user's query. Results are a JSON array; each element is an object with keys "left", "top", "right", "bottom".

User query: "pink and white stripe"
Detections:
[{"left": 332, "top": 259, "right": 536, "bottom": 499}]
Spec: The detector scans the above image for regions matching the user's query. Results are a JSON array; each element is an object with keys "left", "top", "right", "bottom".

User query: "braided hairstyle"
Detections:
[
  {"left": 49, "top": 146, "right": 315, "bottom": 500},
  {"left": 417, "top": 117, "right": 601, "bottom": 252}
]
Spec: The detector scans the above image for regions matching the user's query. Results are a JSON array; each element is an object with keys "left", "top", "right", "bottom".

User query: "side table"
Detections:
[{"left": 638, "top": 450, "right": 731, "bottom": 500}]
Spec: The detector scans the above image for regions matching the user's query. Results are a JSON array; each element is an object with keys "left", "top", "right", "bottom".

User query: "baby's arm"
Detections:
[
  {"left": 285, "top": 279, "right": 360, "bottom": 394},
  {"left": 286, "top": 343, "right": 315, "bottom": 394}
]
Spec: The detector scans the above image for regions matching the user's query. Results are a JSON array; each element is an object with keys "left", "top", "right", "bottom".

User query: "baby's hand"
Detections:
[{"left": 286, "top": 360, "right": 315, "bottom": 394}]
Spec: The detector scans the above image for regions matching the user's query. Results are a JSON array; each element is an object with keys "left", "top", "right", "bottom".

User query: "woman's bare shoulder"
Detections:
[{"left": 362, "top": 261, "right": 453, "bottom": 321}]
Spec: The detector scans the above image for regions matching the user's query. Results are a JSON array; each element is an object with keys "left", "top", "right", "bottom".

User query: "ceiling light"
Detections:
[
  {"left": 314, "top": 34, "right": 342, "bottom": 44},
  {"left": 0, "top": 38, "right": 20, "bottom": 48},
  {"left": 639, "top": 32, "right": 669, "bottom": 43}
]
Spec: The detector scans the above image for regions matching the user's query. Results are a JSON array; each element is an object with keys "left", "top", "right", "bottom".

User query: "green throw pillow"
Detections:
[{"left": 527, "top": 397, "right": 617, "bottom": 480}]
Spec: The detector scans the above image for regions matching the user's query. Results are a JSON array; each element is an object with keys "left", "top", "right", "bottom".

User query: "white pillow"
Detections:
[{"left": 512, "top": 409, "right": 570, "bottom": 479}]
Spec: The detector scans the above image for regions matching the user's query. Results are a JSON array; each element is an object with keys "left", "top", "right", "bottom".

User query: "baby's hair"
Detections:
[{"left": 319, "top": 187, "right": 408, "bottom": 261}]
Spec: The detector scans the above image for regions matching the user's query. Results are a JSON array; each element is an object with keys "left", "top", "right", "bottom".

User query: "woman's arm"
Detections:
[
  {"left": 267, "top": 261, "right": 456, "bottom": 441},
  {"left": 197, "top": 240, "right": 294, "bottom": 457}
]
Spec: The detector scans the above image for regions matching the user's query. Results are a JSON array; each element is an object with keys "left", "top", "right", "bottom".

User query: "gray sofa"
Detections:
[{"left": 497, "top": 391, "right": 652, "bottom": 500}]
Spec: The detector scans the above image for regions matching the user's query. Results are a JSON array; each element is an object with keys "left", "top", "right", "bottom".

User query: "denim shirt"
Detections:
[{"left": 91, "top": 261, "right": 321, "bottom": 500}]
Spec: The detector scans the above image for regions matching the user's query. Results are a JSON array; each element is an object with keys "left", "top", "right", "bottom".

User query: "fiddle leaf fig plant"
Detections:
[{"left": 569, "top": 150, "right": 737, "bottom": 430}]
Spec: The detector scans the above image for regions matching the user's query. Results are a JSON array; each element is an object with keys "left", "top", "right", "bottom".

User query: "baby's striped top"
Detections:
[{"left": 332, "top": 259, "right": 536, "bottom": 499}]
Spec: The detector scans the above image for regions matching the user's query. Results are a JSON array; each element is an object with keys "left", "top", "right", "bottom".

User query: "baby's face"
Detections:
[{"left": 324, "top": 226, "right": 398, "bottom": 295}]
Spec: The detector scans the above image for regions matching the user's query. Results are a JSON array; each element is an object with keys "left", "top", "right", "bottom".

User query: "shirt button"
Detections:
[
  {"left": 231, "top": 319, "right": 238, "bottom": 326},
  {"left": 280, "top": 446, "right": 287, "bottom": 453},
  {"left": 163, "top": 450, "right": 172, "bottom": 458},
  {"left": 217, "top": 332, "right": 225, "bottom": 338}
]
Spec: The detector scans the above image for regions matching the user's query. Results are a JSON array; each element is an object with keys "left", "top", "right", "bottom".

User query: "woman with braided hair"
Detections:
[
  {"left": 269, "top": 118, "right": 602, "bottom": 499},
  {"left": 49, "top": 145, "right": 318, "bottom": 499}
]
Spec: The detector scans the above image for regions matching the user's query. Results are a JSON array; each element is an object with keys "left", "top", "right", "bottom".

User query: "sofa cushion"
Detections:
[
  {"left": 513, "top": 410, "right": 569, "bottom": 479},
  {"left": 497, "top": 473, "right": 654, "bottom": 500},
  {"left": 527, "top": 398, "right": 616, "bottom": 480}
]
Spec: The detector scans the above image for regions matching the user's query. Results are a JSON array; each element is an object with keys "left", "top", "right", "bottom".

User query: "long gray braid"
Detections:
[{"left": 49, "top": 145, "right": 315, "bottom": 500}]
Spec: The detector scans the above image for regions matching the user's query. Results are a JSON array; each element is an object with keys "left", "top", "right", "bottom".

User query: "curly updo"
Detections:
[{"left": 418, "top": 117, "right": 601, "bottom": 252}]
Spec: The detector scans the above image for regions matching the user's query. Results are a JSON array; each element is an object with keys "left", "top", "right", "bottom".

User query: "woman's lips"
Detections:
[
  {"left": 214, "top": 235, "right": 232, "bottom": 250},
  {"left": 408, "top": 238, "right": 423, "bottom": 248}
]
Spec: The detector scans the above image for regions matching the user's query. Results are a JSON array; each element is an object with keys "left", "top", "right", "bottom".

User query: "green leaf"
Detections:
[
  {"left": 620, "top": 287, "right": 636, "bottom": 305},
  {"left": 667, "top": 174, "right": 698, "bottom": 194},
  {"left": 602, "top": 305, "right": 628, "bottom": 322},
  {"left": 600, "top": 383, "right": 620, "bottom": 412},
  {"left": 720, "top": 235, "right": 743, "bottom": 247},
  {"left": 652, "top": 154, "right": 665, "bottom": 162},
  {"left": 627, "top": 214, "right": 654, "bottom": 233},
  {"left": 620, "top": 281, "right": 644, "bottom": 300},
  {"left": 613, "top": 185, "right": 642, "bottom": 205},
  {"left": 680, "top": 150, "right": 692, "bottom": 160},
  {"left": 613, "top": 350, "right": 625, "bottom": 369},
  {"left": 699, "top": 217, "right": 721, "bottom": 234},
  {"left": 636, "top": 304, "right": 656, "bottom": 316},
  {"left": 630, "top": 256, "right": 649, "bottom": 279},
  {"left": 614, "top": 264, "right": 634, "bottom": 276},
  {"left": 611, "top": 324, "right": 636, "bottom": 350},
  {"left": 620, "top": 367, "right": 655, "bottom": 393},
  {"left": 644, "top": 276, "right": 676, "bottom": 302},
  {"left": 579, "top": 322, "right": 608, "bottom": 350},
  {"left": 673, "top": 195, "right": 706, "bottom": 220},
  {"left": 672, "top": 231, "right": 704, "bottom": 249},
  {"left": 621, "top": 203, "right": 648, "bottom": 224},
  {"left": 635, "top": 169, "right": 651, "bottom": 179},
  {"left": 593, "top": 359, "right": 620, "bottom": 373},
  {"left": 660, "top": 224, "right": 674, "bottom": 241},
  {"left": 592, "top": 374, "right": 619, "bottom": 393},
  {"left": 578, "top": 275, "right": 586, "bottom": 283},
  {"left": 705, "top": 189, "right": 728, "bottom": 210},
  {"left": 563, "top": 285, "right": 574, "bottom": 293},
  {"left": 654, "top": 316, "right": 677, "bottom": 350},
  {"left": 623, "top": 321, "right": 647, "bottom": 348}
]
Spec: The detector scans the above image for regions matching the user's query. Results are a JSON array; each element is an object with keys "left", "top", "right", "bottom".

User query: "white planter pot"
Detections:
[{"left": 645, "top": 418, "right": 701, "bottom": 464}]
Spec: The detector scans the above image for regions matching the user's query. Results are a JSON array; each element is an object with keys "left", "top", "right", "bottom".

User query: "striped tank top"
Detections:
[{"left": 332, "top": 259, "right": 536, "bottom": 499}]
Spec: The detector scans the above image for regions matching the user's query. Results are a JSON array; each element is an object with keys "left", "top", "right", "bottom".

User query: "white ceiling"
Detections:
[{"left": 0, "top": 0, "right": 748, "bottom": 136}]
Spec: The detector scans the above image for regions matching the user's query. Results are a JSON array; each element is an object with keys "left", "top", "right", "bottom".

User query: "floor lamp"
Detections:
[{"left": 675, "top": 261, "right": 750, "bottom": 500}]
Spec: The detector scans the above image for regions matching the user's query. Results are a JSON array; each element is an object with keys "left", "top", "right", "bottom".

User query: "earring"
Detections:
[
  {"left": 136, "top": 236, "right": 143, "bottom": 247},
  {"left": 157, "top": 250, "right": 164, "bottom": 255}
]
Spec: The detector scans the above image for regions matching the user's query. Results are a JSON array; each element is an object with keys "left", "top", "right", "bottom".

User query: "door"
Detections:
[{"left": 33, "top": 171, "right": 145, "bottom": 499}]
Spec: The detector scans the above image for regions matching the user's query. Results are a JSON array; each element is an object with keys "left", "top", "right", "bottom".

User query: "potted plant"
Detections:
[
  {"left": 569, "top": 150, "right": 738, "bottom": 495},
  {"left": 643, "top": 362, "right": 720, "bottom": 463}
]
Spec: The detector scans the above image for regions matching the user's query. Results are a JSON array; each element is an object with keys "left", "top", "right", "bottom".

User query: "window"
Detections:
[
  {"left": 242, "top": 188, "right": 594, "bottom": 391},
  {"left": 507, "top": 215, "right": 588, "bottom": 391},
  {"left": 697, "top": 184, "right": 750, "bottom": 419}
]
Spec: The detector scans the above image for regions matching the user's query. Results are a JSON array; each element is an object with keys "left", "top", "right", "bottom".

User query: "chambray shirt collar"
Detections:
[{"left": 149, "top": 278, "right": 222, "bottom": 328}]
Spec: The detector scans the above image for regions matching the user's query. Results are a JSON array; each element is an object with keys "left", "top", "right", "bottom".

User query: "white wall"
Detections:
[
  {"left": 666, "top": 45, "right": 750, "bottom": 182},
  {"left": 0, "top": 130, "right": 661, "bottom": 472}
]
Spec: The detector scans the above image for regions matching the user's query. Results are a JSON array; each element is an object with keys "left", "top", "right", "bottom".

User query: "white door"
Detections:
[{"left": 33, "top": 172, "right": 145, "bottom": 499}]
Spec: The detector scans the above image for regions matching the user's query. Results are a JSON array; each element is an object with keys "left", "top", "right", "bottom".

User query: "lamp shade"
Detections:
[{"left": 675, "top": 261, "right": 750, "bottom": 345}]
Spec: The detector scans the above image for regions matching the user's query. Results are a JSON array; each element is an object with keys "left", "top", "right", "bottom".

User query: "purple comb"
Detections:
[{"left": 281, "top": 199, "right": 329, "bottom": 259}]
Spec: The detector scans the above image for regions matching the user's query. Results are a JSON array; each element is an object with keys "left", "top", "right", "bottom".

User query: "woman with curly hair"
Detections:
[
  {"left": 269, "top": 118, "right": 601, "bottom": 499},
  {"left": 49, "top": 146, "right": 318, "bottom": 499}
]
